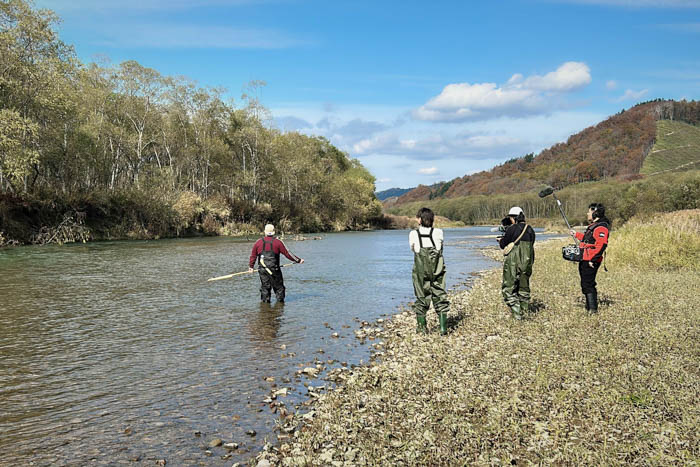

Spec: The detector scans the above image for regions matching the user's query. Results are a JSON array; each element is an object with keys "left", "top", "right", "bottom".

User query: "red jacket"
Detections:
[
  {"left": 575, "top": 220, "right": 609, "bottom": 262},
  {"left": 249, "top": 237, "right": 301, "bottom": 268}
]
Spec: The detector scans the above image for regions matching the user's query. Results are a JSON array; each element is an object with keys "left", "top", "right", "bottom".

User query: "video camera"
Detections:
[{"left": 496, "top": 216, "right": 510, "bottom": 240}]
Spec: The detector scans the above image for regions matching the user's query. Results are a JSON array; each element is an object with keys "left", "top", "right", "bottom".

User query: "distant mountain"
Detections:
[
  {"left": 375, "top": 187, "right": 414, "bottom": 201},
  {"left": 390, "top": 99, "right": 700, "bottom": 206}
]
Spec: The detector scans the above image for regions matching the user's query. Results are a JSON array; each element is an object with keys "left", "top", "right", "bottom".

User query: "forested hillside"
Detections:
[
  {"left": 392, "top": 100, "right": 700, "bottom": 205},
  {"left": 0, "top": 0, "right": 382, "bottom": 245},
  {"left": 375, "top": 187, "right": 413, "bottom": 201}
]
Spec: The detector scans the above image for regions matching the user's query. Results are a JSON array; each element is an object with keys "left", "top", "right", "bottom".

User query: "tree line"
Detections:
[
  {"left": 387, "top": 170, "right": 700, "bottom": 228},
  {"left": 0, "top": 0, "right": 382, "bottom": 244}
]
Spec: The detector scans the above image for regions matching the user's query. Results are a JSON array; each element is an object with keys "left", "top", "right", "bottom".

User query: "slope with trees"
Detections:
[{"left": 0, "top": 0, "right": 382, "bottom": 245}]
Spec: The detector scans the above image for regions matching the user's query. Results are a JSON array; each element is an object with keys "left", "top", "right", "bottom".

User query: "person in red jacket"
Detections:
[
  {"left": 569, "top": 203, "right": 610, "bottom": 313},
  {"left": 248, "top": 224, "right": 304, "bottom": 303}
]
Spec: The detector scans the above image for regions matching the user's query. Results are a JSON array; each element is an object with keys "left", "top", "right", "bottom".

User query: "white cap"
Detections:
[
  {"left": 508, "top": 206, "right": 523, "bottom": 216},
  {"left": 264, "top": 224, "right": 275, "bottom": 236}
]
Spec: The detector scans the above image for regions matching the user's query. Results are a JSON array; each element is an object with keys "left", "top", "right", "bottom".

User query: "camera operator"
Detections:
[{"left": 499, "top": 207, "right": 536, "bottom": 320}]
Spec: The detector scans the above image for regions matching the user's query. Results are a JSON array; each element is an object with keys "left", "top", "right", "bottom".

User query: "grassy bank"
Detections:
[{"left": 258, "top": 210, "right": 699, "bottom": 465}]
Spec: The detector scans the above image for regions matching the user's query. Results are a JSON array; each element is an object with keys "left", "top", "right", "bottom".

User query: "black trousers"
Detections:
[
  {"left": 578, "top": 261, "right": 601, "bottom": 294},
  {"left": 259, "top": 267, "right": 285, "bottom": 302}
]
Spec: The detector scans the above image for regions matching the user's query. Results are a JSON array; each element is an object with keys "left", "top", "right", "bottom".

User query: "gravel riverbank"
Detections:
[{"left": 255, "top": 219, "right": 700, "bottom": 466}]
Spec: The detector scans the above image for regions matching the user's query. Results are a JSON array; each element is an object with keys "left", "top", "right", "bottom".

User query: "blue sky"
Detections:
[{"left": 38, "top": 0, "right": 700, "bottom": 190}]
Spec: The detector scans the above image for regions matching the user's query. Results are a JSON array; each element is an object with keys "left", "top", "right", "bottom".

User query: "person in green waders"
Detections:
[
  {"left": 498, "top": 207, "right": 536, "bottom": 320},
  {"left": 409, "top": 207, "right": 449, "bottom": 335}
]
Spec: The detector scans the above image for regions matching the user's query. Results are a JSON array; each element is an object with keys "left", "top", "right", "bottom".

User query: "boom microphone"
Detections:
[{"left": 538, "top": 186, "right": 554, "bottom": 198}]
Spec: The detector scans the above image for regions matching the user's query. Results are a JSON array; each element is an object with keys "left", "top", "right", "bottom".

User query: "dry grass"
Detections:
[
  {"left": 608, "top": 209, "right": 700, "bottom": 272},
  {"left": 257, "top": 211, "right": 700, "bottom": 466}
]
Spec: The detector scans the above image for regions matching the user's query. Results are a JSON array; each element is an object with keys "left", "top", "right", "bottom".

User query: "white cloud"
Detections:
[
  {"left": 606, "top": 80, "right": 618, "bottom": 90},
  {"left": 376, "top": 178, "right": 392, "bottom": 183},
  {"left": 518, "top": 62, "right": 592, "bottom": 91},
  {"left": 413, "top": 61, "right": 591, "bottom": 122},
  {"left": 418, "top": 167, "right": 439, "bottom": 175},
  {"left": 615, "top": 89, "right": 649, "bottom": 102}
]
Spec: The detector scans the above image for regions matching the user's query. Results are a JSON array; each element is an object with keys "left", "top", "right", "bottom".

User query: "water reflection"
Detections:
[{"left": 249, "top": 302, "right": 285, "bottom": 342}]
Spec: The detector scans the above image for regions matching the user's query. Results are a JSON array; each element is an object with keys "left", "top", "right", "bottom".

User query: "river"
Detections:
[{"left": 0, "top": 227, "right": 503, "bottom": 466}]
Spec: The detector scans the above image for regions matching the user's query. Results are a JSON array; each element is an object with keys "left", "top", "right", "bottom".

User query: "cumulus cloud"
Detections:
[
  {"left": 615, "top": 89, "right": 649, "bottom": 102},
  {"left": 413, "top": 62, "right": 591, "bottom": 123},
  {"left": 418, "top": 167, "right": 439, "bottom": 175}
]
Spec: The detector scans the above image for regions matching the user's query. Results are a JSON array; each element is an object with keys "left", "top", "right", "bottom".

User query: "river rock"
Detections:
[
  {"left": 224, "top": 442, "right": 239, "bottom": 450},
  {"left": 209, "top": 438, "right": 222, "bottom": 447}
]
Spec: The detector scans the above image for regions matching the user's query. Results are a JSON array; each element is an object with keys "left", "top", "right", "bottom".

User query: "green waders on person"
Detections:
[
  {"left": 410, "top": 208, "right": 449, "bottom": 335},
  {"left": 499, "top": 207, "right": 536, "bottom": 320}
]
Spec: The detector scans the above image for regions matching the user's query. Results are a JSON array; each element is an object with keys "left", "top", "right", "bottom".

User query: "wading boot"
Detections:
[
  {"left": 585, "top": 292, "right": 598, "bottom": 314},
  {"left": 416, "top": 314, "right": 428, "bottom": 334},
  {"left": 520, "top": 300, "right": 530, "bottom": 316},
  {"left": 510, "top": 304, "right": 523, "bottom": 320},
  {"left": 438, "top": 312, "right": 448, "bottom": 336}
]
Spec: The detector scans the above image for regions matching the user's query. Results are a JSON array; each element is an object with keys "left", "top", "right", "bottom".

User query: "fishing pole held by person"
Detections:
[{"left": 208, "top": 262, "right": 299, "bottom": 282}]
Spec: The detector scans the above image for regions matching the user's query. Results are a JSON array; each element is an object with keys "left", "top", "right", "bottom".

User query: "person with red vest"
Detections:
[
  {"left": 248, "top": 224, "right": 304, "bottom": 303},
  {"left": 569, "top": 203, "right": 610, "bottom": 314}
]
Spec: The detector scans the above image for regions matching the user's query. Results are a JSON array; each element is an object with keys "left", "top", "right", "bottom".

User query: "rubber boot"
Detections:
[
  {"left": 510, "top": 303, "right": 523, "bottom": 320},
  {"left": 585, "top": 292, "right": 598, "bottom": 314},
  {"left": 438, "top": 312, "right": 448, "bottom": 336},
  {"left": 520, "top": 300, "right": 530, "bottom": 316},
  {"left": 416, "top": 314, "right": 428, "bottom": 334}
]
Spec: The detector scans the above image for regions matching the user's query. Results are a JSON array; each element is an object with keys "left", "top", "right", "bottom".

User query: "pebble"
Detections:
[{"left": 209, "top": 438, "right": 222, "bottom": 447}]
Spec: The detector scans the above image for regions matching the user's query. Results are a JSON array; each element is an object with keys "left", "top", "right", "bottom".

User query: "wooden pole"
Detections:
[{"left": 207, "top": 262, "right": 297, "bottom": 282}]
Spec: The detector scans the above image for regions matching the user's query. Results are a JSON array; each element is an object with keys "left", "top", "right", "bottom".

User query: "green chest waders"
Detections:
[
  {"left": 412, "top": 228, "right": 449, "bottom": 334},
  {"left": 501, "top": 225, "right": 535, "bottom": 320}
]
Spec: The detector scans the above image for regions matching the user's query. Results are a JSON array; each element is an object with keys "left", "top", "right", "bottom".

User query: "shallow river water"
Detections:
[{"left": 0, "top": 227, "right": 502, "bottom": 466}]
